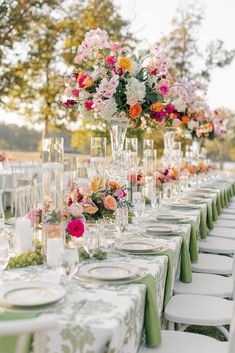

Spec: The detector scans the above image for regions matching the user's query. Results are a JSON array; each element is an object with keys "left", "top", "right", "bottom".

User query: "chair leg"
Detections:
[
  {"left": 168, "top": 321, "right": 175, "bottom": 330},
  {"left": 217, "top": 325, "right": 230, "bottom": 340},
  {"left": 177, "top": 324, "right": 190, "bottom": 332}
]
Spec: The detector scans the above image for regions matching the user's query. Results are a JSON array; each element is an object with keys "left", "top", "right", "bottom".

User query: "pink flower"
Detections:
[
  {"left": 110, "top": 42, "right": 122, "bottom": 51},
  {"left": 165, "top": 104, "right": 175, "bottom": 114},
  {"left": 73, "top": 89, "right": 79, "bottom": 97},
  {"left": 69, "top": 203, "right": 84, "bottom": 218},
  {"left": 67, "top": 219, "right": 84, "bottom": 238},
  {"left": 164, "top": 175, "right": 171, "bottom": 183},
  {"left": 84, "top": 100, "right": 94, "bottom": 110},
  {"left": 114, "top": 189, "right": 127, "bottom": 199},
  {"left": 105, "top": 55, "right": 117, "bottom": 66},
  {"left": 172, "top": 118, "right": 181, "bottom": 128},
  {"left": 78, "top": 74, "right": 93, "bottom": 88},
  {"left": 63, "top": 99, "right": 77, "bottom": 108},
  {"left": 158, "top": 82, "right": 170, "bottom": 96}
]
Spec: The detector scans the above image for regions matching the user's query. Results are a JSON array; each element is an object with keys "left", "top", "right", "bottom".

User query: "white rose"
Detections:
[
  {"left": 187, "top": 120, "right": 197, "bottom": 130},
  {"left": 69, "top": 203, "right": 84, "bottom": 218},
  {"left": 172, "top": 98, "right": 186, "bottom": 113},
  {"left": 125, "top": 77, "right": 146, "bottom": 104}
]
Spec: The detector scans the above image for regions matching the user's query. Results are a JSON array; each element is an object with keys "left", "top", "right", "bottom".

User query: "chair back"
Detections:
[
  {"left": 0, "top": 314, "right": 57, "bottom": 353},
  {"left": 228, "top": 303, "right": 235, "bottom": 353}
]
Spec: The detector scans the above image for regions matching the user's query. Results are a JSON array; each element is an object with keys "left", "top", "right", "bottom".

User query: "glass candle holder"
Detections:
[
  {"left": 90, "top": 137, "right": 107, "bottom": 181},
  {"left": 42, "top": 137, "right": 64, "bottom": 268}
]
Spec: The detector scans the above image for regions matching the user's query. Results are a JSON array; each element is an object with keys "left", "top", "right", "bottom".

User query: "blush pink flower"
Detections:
[
  {"left": 67, "top": 219, "right": 84, "bottom": 238},
  {"left": 83, "top": 200, "right": 99, "bottom": 214},
  {"left": 172, "top": 118, "right": 181, "bottom": 128},
  {"left": 103, "top": 195, "right": 117, "bottom": 211},
  {"left": 164, "top": 175, "right": 171, "bottom": 183},
  {"left": 69, "top": 203, "right": 84, "bottom": 218},
  {"left": 110, "top": 42, "right": 122, "bottom": 51}
]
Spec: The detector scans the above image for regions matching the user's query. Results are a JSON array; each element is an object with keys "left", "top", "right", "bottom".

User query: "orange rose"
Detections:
[
  {"left": 182, "top": 115, "right": 190, "bottom": 124},
  {"left": 129, "top": 104, "right": 142, "bottom": 119},
  {"left": 103, "top": 195, "right": 117, "bottom": 211},
  {"left": 108, "top": 181, "right": 122, "bottom": 190},
  {"left": 189, "top": 167, "right": 196, "bottom": 175},
  {"left": 150, "top": 102, "right": 164, "bottom": 112},
  {"left": 118, "top": 57, "right": 132, "bottom": 71},
  {"left": 170, "top": 113, "right": 177, "bottom": 119}
]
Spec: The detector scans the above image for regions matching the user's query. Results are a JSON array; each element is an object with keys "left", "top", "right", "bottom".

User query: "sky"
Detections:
[{"left": 1, "top": 0, "right": 235, "bottom": 128}]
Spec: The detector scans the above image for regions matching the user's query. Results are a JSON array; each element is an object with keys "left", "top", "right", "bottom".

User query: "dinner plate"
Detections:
[
  {"left": 171, "top": 202, "right": 200, "bottom": 209},
  {"left": 146, "top": 224, "right": 183, "bottom": 235},
  {"left": 115, "top": 239, "right": 168, "bottom": 253},
  {"left": 5, "top": 217, "right": 16, "bottom": 226},
  {"left": 0, "top": 282, "right": 65, "bottom": 308},
  {"left": 77, "top": 262, "right": 140, "bottom": 281},
  {"left": 156, "top": 215, "right": 189, "bottom": 222}
]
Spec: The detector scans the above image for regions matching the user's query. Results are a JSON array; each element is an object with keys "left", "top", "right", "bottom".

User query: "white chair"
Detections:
[
  {"left": 174, "top": 272, "right": 233, "bottom": 298},
  {"left": 199, "top": 237, "right": 235, "bottom": 256},
  {"left": 0, "top": 314, "right": 57, "bottom": 353},
  {"left": 215, "top": 220, "right": 235, "bottom": 229},
  {"left": 209, "top": 227, "right": 235, "bottom": 241},
  {"left": 138, "top": 306, "right": 235, "bottom": 353},
  {"left": 219, "top": 214, "right": 235, "bottom": 221},
  {"left": 192, "top": 253, "right": 234, "bottom": 275},
  {"left": 164, "top": 294, "right": 233, "bottom": 339}
]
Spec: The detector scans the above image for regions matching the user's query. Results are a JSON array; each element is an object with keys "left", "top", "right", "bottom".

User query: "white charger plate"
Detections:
[
  {"left": 115, "top": 239, "right": 168, "bottom": 253},
  {"left": 77, "top": 262, "right": 140, "bottom": 281},
  {"left": 146, "top": 224, "right": 183, "bottom": 235},
  {"left": 156, "top": 215, "right": 189, "bottom": 222},
  {"left": 0, "top": 282, "right": 66, "bottom": 308}
]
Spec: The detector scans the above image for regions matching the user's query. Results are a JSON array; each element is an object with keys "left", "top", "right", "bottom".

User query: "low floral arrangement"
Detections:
[
  {"left": 155, "top": 167, "right": 179, "bottom": 187},
  {"left": 61, "top": 28, "right": 173, "bottom": 128},
  {"left": 181, "top": 161, "right": 212, "bottom": 175}
]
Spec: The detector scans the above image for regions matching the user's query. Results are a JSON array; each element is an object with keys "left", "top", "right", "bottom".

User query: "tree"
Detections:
[
  {"left": 159, "top": 3, "right": 235, "bottom": 82},
  {"left": 0, "top": 0, "right": 134, "bottom": 137}
]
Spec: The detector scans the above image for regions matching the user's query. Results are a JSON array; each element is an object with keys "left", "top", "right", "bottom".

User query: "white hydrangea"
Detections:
[
  {"left": 99, "top": 98, "right": 118, "bottom": 120},
  {"left": 125, "top": 77, "right": 146, "bottom": 105},
  {"left": 187, "top": 120, "right": 198, "bottom": 131},
  {"left": 172, "top": 98, "right": 186, "bottom": 113}
]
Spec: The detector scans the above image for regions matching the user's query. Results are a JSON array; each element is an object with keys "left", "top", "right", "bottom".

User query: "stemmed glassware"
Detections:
[
  {"left": 59, "top": 246, "right": 79, "bottom": 283},
  {"left": 83, "top": 222, "right": 100, "bottom": 258},
  {"left": 0, "top": 237, "right": 9, "bottom": 276},
  {"left": 132, "top": 191, "right": 145, "bottom": 219},
  {"left": 115, "top": 208, "right": 128, "bottom": 235}
]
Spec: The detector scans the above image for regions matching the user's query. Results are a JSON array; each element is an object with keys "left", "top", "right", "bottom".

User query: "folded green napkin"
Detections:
[
  {"left": 154, "top": 249, "right": 174, "bottom": 306},
  {"left": 212, "top": 200, "right": 218, "bottom": 222},
  {"left": 206, "top": 204, "right": 214, "bottom": 230},
  {"left": 0, "top": 312, "right": 36, "bottom": 353},
  {"left": 220, "top": 191, "right": 225, "bottom": 208},
  {"left": 134, "top": 274, "right": 161, "bottom": 346},
  {"left": 182, "top": 221, "right": 198, "bottom": 262},
  {"left": 216, "top": 194, "right": 222, "bottom": 215},
  {"left": 200, "top": 209, "right": 207, "bottom": 239}
]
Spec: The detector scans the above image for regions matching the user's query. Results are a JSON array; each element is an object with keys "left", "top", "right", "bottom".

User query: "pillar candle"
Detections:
[{"left": 15, "top": 217, "right": 33, "bottom": 254}]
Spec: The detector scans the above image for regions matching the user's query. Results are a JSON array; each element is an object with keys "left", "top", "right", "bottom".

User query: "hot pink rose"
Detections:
[
  {"left": 158, "top": 82, "right": 170, "bottom": 96},
  {"left": 84, "top": 100, "right": 94, "bottom": 110},
  {"left": 67, "top": 219, "right": 84, "bottom": 238},
  {"left": 73, "top": 89, "right": 80, "bottom": 97},
  {"left": 105, "top": 55, "right": 117, "bottom": 66}
]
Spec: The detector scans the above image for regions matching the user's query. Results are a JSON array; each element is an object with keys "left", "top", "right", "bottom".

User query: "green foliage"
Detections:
[
  {"left": 159, "top": 3, "right": 235, "bottom": 82},
  {"left": 0, "top": 0, "right": 134, "bottom": 137}
]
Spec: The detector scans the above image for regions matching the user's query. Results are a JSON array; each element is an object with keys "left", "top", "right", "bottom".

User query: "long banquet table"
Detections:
[{"left": 1, "top": 176, "right": 235, "bottom": 353}]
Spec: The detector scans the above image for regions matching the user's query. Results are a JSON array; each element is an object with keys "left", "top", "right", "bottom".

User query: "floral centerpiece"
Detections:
[
  {"left": 62, "top": 28, "right": 170, "bottom": 128},
  {"left": 155, "top": 167, "right": 179, "bottom": 188}
]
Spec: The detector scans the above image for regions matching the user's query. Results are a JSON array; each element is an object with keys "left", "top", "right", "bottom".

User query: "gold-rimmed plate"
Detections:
[
  {"left": 0, "top": 282, "right": 65, "bottom": 308},
  {"left": 146, "top": 224, "right": 184, "bottom": 235},
  {"left": 115, "top": 239, "right": 168, "bottom": 253},
  {"left": 77, "top": 262, "right": 140, "bottom": 282}
]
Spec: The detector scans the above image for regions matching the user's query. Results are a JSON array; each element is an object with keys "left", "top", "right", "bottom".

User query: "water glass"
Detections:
[
  {"left": 115, "top": 208, "right": 128, "bottom": 234},
  {"left": 90, "top": 137, "right": 106, "bottom": 158},
  {"left": 143, "top": 139, "right": 154, "bottom": 151},
  {"left": 132, "top": 191, "right": 145, "bottom": 218},
  {"left": 59, "top": 246, "right": 79, "bottom": 281},
  {"left": 125, "top": 138, "right": 138, "bottom": 154},
  {"left": 0, "top": 210, "right": 5, "bottom": 235},
  {"left": 0, "top": 237, "right": 9, "bottom": 272},
  {"left": 83, "top": 222, "right": 100, "bottom": 257},
  {"left": 151, "top": 190, "right": 161, "bottom": 209},
  {"left": 163, "top": 183, "right": 171, "bottom": 199}
]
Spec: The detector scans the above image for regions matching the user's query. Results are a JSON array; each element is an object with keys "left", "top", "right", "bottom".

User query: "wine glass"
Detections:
[
  {"left": 115, "top": 208, "right": 128, "bottom": 234},
  {"left": 83, "top": 222, "right": 100, "bottom": 258},
  {"left": 0, "top": 237, "right": 9, "bottom": 276},
  {"left": 132, "top": 191, "right": 145, "bottom": 218},
  {"left": 59, "top": 247, "right": 79, "bottom": 282},
  {"left": 151, "top": 190, "right": 161, "bottom": 209}
]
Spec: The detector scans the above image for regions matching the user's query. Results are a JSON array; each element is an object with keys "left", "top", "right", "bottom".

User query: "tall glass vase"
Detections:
[
  {"left": 108, "top": 118, "right": 128, "bottom": 181},
  {"left": 163, "top": 128, "right": 175, "bottom": 152},
  {"left": 42, "top": 137, "right": 64, "bottom": 268},
  {"left": 109, "top": 118, "right": 128, "bottom": 160},
  {"left": 192, "top": 140, "right": 201, "bottom": 158}
]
